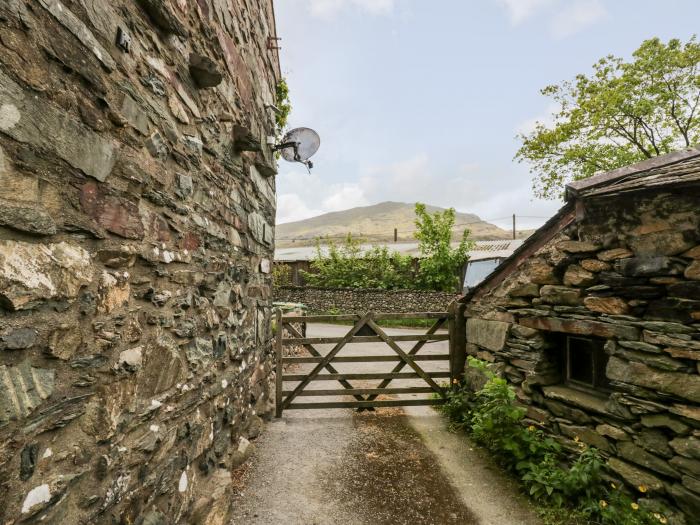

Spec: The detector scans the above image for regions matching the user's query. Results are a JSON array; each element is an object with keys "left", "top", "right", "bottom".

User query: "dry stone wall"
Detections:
[
  {"left": 465, "top": 189, "right": 700, "bottom": 522},
  {"left": 274, "top": 285, "right": 458, "bottom": 314},
  {"left": 0, "top": 1, "right": 279, "bottom": 523}
]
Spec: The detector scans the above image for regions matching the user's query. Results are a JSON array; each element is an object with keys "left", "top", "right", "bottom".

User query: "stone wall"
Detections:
[
  {"left": 465, "top": 188, "right": 700, "bottom": 522},
  {"left": 0, "top": 1, "right": 279, "bottom": 523},
  {"left": 274, "top": 286, "right": 458, "bottom": 314}
]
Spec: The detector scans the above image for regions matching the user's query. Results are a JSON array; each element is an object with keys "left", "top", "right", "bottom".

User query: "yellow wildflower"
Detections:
[
  {"left": 653, "top": 513, "right": 661, "bottom": 519},
  {"left": 638, "top": 484, "right": 648, "bottom": 493},
  {"left": 528, "top": 425, "right": 536, "bottom": 432},
  {"left": 599, "top": 500, "right": 608, "bottom": 508},
  {"left": 659, "top": 517, "right": 667, "bottom": 524},
  {"left": 610, "top": 483, "right": 617, "bottom": 489},
  {"left": 631, "top": 503, "right": 639, "bottom": 511}
]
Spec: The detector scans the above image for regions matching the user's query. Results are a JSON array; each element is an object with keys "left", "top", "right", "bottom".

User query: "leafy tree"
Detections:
[
  {"left": 414, "top": 203, "right": 473, "bottom": 292},
  {"left": 516, "top": 37, "right": 700, "bottom": 199}
]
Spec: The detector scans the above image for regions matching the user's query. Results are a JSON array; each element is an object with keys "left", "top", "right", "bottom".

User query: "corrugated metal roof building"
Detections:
[{"left": 274, "top": 239, "right": 525, "bottom": 290}]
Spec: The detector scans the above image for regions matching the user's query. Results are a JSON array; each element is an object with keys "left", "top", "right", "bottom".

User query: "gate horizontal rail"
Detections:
[
  {"left": 282, "top": 334, "right": 450, "bottom": 345},
  {"left": 287, "top": 399, "right": 446, "bottom": 410},
  {"left": 275, "top": 309, "right": 462, "bottom": 417},
  {"left": 282, "top": 371, "right": 451, "bottom": 381},
  {"left": 280, "top": 311, "right": 450, "bottom": 323},
  {"left": 282, "top": 387, "right": 438, "bottom": 396},
  {"left": 282, "top": 354, "right": 450, "bottom": 364}
]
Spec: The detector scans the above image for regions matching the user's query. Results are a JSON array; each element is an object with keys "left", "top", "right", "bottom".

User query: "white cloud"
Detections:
[
  {"left": 276, "top": 169, "right": 370, "bottom": 223},
  {"left": 459, "top": 162, "right": 481, "bottom": 174},
  {"left": 550, "top": 0, "right": 607, "bottom": 38},
  {"left": 495, "top": 0, "right": 607, "bottom": 38},
  {"left": 277, "top": 192, "right": 322, "bottom": 224},
  {"left": 516, "top": 102, "right": 559, "bottom": 136},
  {"left": 276, "top": 154, "right": 563, "bottom": 231},
  {"left": 321, "top": 183, "right": 370, "bottom": 211},
  {"left": 495, "top": 0, "right": 555, "bottom": 25},
  {"left": 305, "top": 0, "right": 394, "bottom": 19}
]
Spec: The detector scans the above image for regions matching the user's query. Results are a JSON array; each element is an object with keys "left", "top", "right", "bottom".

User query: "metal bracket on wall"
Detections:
[{"left": 267, "top": 36, "right": 281, "bottom": 50}]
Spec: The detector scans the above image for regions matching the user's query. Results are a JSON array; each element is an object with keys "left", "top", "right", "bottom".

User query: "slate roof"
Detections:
[
  {"left": 565, "top": 145, "right": 700, "bottom": 199},
  {"left": 461, "top": 145, "right": 700, "bottom": 302}
]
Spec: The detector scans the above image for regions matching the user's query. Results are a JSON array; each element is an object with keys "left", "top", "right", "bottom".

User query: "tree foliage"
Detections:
[
  {"left": 271, "top": 263, "right": 292, "bottom": 286},
  {"left": 301, "top": 203, "right": 473, "bottom": 291},
  {"left": 302, "top": 234, "right": 414, "bottom": 290},
  {"left": 516, "top": 37, "right": 700, "bottom": 199},
  {"left": 414, "top": 203, "right": 473, "bottom": 292}
]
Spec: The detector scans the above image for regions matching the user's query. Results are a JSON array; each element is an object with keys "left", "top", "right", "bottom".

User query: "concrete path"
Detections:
[{"left": 230, "top": 323, "right": 541, "bottom": 525}]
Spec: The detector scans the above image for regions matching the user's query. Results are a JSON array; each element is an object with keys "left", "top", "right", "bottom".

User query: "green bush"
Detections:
[
  {"left": 301, "top": 203, "right": 473, "bottom": 292},
  {"left": 302, "top": 234, "right": 415, "bottom": 290},
  {"left": 272, "top": 263, "right": 292, "bottom": 286},
  {"left": 414, "top": 203, "right": 474, "bottom": 291},
  {"left": 440, "top": 357, "right": 670, "bottom": 525}
]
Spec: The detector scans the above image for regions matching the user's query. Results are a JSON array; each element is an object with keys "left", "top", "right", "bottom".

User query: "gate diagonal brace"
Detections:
[
  {"left": 281, "top": 312, "right": 374, "bottom": 410},
  {"left": 283, "top": 322, "right": 371, "bottom": 405},
  {"left": 363, "top": 317, "right": 447, "bottom": 403},
  {"left": 365, "top": 319, "right": 446, "bottom": 398}
]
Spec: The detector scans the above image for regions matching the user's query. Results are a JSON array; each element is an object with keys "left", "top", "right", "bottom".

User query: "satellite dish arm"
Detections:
[
  {"left": 272, "top": 140, "right": 311, "bottom": 171},
  {"left": 272, "top": 141, "right": 300, "bottom": 156}
]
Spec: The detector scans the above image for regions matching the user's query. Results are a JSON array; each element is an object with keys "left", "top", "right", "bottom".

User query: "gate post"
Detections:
[
  {"left": 275, "top": 308, "right": 283, "bottom": 418},
  {"left": 448, "top": 301, "right": 467, "bottom": 387}
]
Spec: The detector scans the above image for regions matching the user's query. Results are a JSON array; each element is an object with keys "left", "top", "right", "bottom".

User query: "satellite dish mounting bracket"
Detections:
[
  {"left": 273, "top": 127, "right": 320, "bottom": 173},
  {"left": 272, "top": 141, "right": 313, "bottom": 171}
]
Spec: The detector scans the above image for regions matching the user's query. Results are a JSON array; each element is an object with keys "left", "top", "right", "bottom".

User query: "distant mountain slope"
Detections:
[{"left": 276, "top": 202, "right": 515, "bottom": 247}]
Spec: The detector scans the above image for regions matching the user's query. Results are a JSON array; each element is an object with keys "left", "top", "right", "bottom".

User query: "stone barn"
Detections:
[
  {"left": 461, "top": 147, "right": 700, "bottom": 520},
  {"left": 0, "top": 0, "right": 280, "bottom": 523}
]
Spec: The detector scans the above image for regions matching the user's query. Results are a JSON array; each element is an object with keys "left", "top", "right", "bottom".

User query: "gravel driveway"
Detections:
[{"left": 230, "top": 323, "right": 541, "bottom": 525}]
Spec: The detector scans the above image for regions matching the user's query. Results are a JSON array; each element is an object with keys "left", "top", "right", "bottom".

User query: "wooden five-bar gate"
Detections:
[{"left": 274, "top": 306, "right": 466, "bottom": 417}]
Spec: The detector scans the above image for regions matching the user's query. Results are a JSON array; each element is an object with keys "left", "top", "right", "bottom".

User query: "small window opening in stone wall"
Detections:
[{"left": 556, "top": 335, "right": 611, "bottom": 392}]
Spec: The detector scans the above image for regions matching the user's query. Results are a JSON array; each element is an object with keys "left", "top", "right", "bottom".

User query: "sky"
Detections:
[{"left": 273, "top": 0, "right": 700, "bottom": 231}]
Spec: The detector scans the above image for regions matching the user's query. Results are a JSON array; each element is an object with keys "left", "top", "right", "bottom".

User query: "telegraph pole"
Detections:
[{"left": 512, "top": 214, "right": 516, "bottom": 240}]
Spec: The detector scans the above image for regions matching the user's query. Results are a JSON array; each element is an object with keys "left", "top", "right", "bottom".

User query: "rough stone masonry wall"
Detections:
[
  {"left": 465, "top": 189, "right": 700, "bottom": 523},
  {"left": 0, "top": 1, "right": 279, "bottom": 523},
  {"left": 274, "top": 285, "right": 458, "bottom": 314}
]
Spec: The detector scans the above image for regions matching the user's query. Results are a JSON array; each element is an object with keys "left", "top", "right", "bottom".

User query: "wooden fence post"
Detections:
[
  {"left": 275, "top": 308, "right": 283, "bottom": 418},
  {"left": 449, "top": 301, "right": 467, "bottom": 387}
]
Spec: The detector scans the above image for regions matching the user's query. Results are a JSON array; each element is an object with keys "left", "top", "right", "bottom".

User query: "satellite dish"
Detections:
[{"left": 273, "top": 127, "right": 320, "bottom": 172}]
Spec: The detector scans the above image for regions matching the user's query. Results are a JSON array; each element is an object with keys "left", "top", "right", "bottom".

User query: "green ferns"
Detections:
[{"left": 441, "top": 358, "right": 670, "bottom": 525}]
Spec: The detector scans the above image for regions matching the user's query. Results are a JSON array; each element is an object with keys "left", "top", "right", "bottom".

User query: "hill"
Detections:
[{"left": 276, "top": 202, "right": 522, "bottom": 247}]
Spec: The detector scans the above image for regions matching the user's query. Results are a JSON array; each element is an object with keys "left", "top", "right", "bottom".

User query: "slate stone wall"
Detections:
[
  {"left": 0, "top": 1, "right": 279, "bottom": 523},
  {"left": 274, "top": 286, "right": 458, "bottom": 314},
  {"left": 465, "top": 189, "right": 700, "bottom": 522}
]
